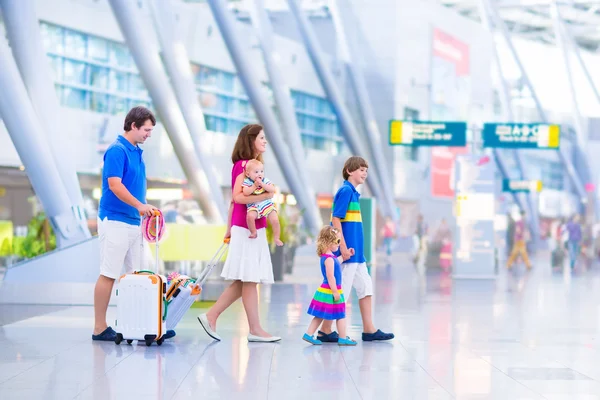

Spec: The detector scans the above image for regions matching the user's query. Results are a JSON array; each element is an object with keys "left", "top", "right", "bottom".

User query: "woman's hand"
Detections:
[{"left": 224, "top": 228, "right": 231, "bottom": 240}]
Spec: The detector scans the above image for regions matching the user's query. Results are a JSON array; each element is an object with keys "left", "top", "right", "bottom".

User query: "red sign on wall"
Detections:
[
  {"left": 431, "top": 146, "right": 469, "bottom": 198},
  {"left": 432, "top": 28, "right": 470, "bottom": 76}
]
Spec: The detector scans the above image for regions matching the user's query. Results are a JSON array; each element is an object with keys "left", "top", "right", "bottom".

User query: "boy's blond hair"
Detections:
[
  {"left": 343, "top": 156, "right": 369, "bottom": 180},
  {"left": 316, "top": 226, "right": 339, "bottom": 256}
]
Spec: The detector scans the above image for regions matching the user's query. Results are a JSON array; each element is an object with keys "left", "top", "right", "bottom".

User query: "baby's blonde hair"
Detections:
[
  {"left": 245, "top": 159, "right": 263, "bottom": 174},
  {"left": 316, "top": 226, "right": 339, "bottom": 256}
]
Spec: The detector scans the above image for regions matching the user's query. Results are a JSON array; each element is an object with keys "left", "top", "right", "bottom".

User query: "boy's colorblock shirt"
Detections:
[{"left": 331, "top": 180, "right": 365, "bottom": 263}]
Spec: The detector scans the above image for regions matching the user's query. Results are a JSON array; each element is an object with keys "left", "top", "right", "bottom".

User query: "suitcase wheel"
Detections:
[
  {"left": 144, "top": 334, "right": 157, "bottom": 347},
  {"left": 127, "top": 340, "right": 133, "bottom": 345},
  {"left": 157, "top": 337, "right": 164, "bottom": 346},
  {"left": 115, "top": 333, "right": 123, "bottom": 345}
]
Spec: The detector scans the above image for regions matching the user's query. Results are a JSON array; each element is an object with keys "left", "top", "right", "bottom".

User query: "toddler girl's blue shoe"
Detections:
[
  {"left": 338, "top": 337, "right": 357, "bottom": 346},
  {"left": 302, "top": 333, "right": 322, "bottom": 345}
]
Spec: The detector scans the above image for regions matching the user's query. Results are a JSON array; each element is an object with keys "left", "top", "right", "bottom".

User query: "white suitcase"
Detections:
[
  {"left": 114, "top": 272, "right": 167, "bottom": 346},
  {"left": 115, "top": 211, "right": 167, "bottom": 346},
  {"left": 165, "top": 239, "right": 229, "bottom": 331}
]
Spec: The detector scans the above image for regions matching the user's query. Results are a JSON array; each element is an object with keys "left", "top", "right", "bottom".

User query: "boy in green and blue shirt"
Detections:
[{"left": 318, "top": 156, "right": 394, "bottom": 342}]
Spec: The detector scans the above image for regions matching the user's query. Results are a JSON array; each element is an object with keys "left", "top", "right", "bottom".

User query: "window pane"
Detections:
[
  {"left": 63, "top": 60, "right": 88, "bottom": 84},
  {"left": 40, "top": 23, "right": 64, "bottom": 53},
  {"left": 220, "top": 72, "right": 234, "bottom": 92},
  {"left": 111, "top": 96, "right": 128, "bottom": 115},
  {"left": 109, "top": 70, "right": 128, "bottom": 92},
  {"left": 205, "top": 115, "right": 217, "bottom": 132},
  {"left": 110, "top": 43, "right": 132, "bottom": 68},
  {"left": 90, "top": 92, "right": 109, "bottom": 113},
  {"left": 47, "top": 55, "right": 63, "bottom": 81},
  {"left": 237, "top": 100, "right": 252, "bottom": 118},
  {"left": 90, "top": 66, "right": 108, "bottom": 89},
  {"left": 216, "top": 95, "right": 231, "bottom": 114},
  {"left": 129, "top": 74, "right": 148, "bottom": 97},
  {"left": 88, "top": 36, "right": 108, "bottom": 63},
  {"left": 63, "top": 87, "right": 88, "bottom": 109},
  {"left": 64, "top": 30, "right": 87, "bottom": 58},
  {"left": 197, "top": 66, "right": 218, "bottom": 87}
]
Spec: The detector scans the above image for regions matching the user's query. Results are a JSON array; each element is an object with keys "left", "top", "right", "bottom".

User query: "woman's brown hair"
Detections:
[
  {"left": 232, "top": 124, "right": 265, "bottom": 164},
  {"left": 316, "top": 226, "right": 339, "bottom": 256}
]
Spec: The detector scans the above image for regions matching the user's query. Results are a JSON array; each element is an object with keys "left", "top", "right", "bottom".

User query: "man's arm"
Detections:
[{"left": 108, "top": 178, "right": 155, "bottom": 216}]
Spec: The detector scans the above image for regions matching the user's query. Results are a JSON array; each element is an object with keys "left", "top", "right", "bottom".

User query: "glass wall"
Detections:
[
  {"left": 40, "top": 22, "right": 344, "bottom": 153},
  {"left": 40, "top": 22, "right": 153, "bottom": 114},
  {"left": 291, "top": 90, "right": 343, "bottom": 154}
]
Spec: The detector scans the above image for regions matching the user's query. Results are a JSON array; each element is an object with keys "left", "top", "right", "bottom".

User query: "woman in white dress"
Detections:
[{"left": 198, "top": 124, "right": 281, "bottom": 342}]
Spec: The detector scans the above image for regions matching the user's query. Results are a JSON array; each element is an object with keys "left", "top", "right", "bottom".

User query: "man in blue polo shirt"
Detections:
[{"left": 92, "top": 106, "right": 159, "bottom": 341}]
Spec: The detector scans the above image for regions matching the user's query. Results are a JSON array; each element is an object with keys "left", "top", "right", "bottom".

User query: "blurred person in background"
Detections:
[
  {"left": 506, "top": 211, "right": 531, "bottom": 270},
  {"left": 565, "top": 214, "right": 582, "bottom": 269},
  {"left": 381, "top": 217, "right": 396, "bottom": 260}
]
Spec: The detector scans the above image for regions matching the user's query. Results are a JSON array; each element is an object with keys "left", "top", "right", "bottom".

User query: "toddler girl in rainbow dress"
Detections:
[{"left": 303, "top": 226, "right": 357, "bottom": 346}]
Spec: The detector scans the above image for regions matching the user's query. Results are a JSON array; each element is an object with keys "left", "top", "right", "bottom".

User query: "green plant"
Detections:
[
  {"left": 17, "top": 212, "right": 56, "bottom": 258},
  {"left": 266, "top": 204, "right": 311, "bottom": 251}
]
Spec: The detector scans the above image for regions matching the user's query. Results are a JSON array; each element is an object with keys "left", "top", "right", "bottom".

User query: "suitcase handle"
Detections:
[
  {"left": 195, "top": 239, "right": 230, "bottom": 286},
  {"left": 134, "top": 270, "right": 156, "bottom": 275}
]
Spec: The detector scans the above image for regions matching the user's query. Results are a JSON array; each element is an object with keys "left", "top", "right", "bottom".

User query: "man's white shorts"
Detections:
[
  {"left": 98, "top": 217, "right": 142, "bottom": 279},
  {"left": 341, "top": 262, "right": 373, "bottom": 301}
]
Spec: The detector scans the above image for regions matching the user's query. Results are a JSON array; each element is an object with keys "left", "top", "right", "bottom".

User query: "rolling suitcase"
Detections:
[
  {"left": 115, "top": 211, "right": 167, "bottom": 346},
  {"left": 165, "top": 239, "right": 229, "bottom": 331}
]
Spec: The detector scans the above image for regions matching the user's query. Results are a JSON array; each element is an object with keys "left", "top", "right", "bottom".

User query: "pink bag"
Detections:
[{"left": 141, "top": 210, "right": 165, "bottom": 243}]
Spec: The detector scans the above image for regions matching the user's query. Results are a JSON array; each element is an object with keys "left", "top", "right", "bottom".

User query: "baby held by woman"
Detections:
[{"left": 242, "top": 159, "right": 283, "bottom": 246}]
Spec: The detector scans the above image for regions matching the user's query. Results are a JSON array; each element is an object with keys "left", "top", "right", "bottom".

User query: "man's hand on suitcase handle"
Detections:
[{"left": 138, "top": 204, "right": 159, "bottom": 217}]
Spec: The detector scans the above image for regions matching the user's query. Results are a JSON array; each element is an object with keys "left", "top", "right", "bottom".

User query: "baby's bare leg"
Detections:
[
  {"left": 268, "top": 211, "right": 283, "bottom": 246},
  {"left": 247, "top": 210, "right": 259, "bottom": 239}
]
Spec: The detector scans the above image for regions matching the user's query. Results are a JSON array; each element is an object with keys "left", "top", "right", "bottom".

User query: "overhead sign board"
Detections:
[
  {"left": 389, "top": 120, "right": 467, "bottom": 147},
  {"left": 502, "top": 179, "right": 543, "bottom": 193},
  {"left": 482, "top": 123, "right": 560, "bottom": 149}
]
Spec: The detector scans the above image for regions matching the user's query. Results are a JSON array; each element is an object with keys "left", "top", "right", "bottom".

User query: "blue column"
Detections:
[
  {"left": 478, "top": 0, "right": 539, "bottom": 242},
  {"left": 147, "top": 0, "right": 226, "bottom": 221},
  {"left": 0, "top": 34, "right": 83, "bottom": 247},
  {"left": 485, "top": 0, "right": 586, "bottom": 203},
  {"left": 286, "top": 0, "right": 396, "bottom": 219},
  {"left": 206, "top": 0, "right": 320, "bottom": 236},
  {"left": 329, "top": 0, "right": 398, "bottom": 222},
  {"left": 247, "top": 0, "right": 322, "bottom": 232},
  {"left": 108, "top": 0, "right": 224, "bottom": 224},
  {"left": 0, "top": 0, "right": 91, "bottom": 240}
]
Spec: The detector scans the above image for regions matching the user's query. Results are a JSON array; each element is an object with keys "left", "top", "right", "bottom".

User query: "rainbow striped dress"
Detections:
[{"left": 307, "top": 254, "right": 346, "bottom": 320}]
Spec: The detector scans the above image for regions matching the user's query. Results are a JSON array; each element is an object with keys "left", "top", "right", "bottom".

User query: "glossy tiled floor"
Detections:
[{"left": 2, "top": 252, "right": 600, "bottom": 399}]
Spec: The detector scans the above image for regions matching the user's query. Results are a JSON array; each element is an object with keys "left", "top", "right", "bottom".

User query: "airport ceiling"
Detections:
[
  {"left": 187, "top": 0, "right": 600, "bottom": 51},
  {"left": 439, "top": 0, "right": 600, "bottom": 51}
]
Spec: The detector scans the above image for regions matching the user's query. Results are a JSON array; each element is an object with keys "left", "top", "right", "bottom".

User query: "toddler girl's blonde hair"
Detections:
[{"left": 316, "top": 226, "right": 339, "bottom": 256}]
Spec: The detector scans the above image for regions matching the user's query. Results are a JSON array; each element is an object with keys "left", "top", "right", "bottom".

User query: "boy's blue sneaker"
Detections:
[
  {"left": 317, "top": 330, "right": 339, "bottom": 343},
  {"left": 302, "top": 333, "right": 322, "bottom": 345},
  {"left": 92, "top": 327, "right": 117, "bottom": 341},
  {"left": 338, "top": 337, "right": 357, "bottom": 346},
  {"left": 362, "top": 329, "right": 394, "bottom": 342},
  {"left": 163, "top": 330, "right": 176, "bottom": 340}
]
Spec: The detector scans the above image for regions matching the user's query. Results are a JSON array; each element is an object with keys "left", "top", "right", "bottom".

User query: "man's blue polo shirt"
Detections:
[
  {"left": 99, "top": 135, "right": 146, "bottom": 226},
  {"left": 331, "top": 180, "right": 365, "bottom": 264}
]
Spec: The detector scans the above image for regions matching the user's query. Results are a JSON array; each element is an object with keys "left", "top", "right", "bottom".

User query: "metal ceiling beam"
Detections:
[
  {"left": 486, "top": 0, "right": 588, "bottom": 205},
  {"left": 478, "top": 0, "right": 538, "bottom": 244}
]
